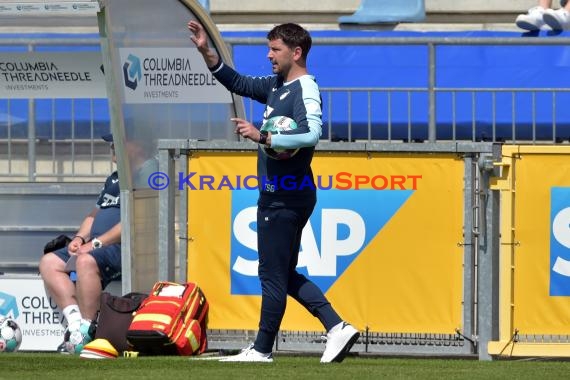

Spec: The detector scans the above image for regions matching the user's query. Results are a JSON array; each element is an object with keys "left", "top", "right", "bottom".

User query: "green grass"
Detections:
[{"left": 1, "top": 353, "right": 570, "bottom": 379}]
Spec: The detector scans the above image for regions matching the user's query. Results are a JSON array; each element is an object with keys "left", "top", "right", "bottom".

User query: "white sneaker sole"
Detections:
[
  {"left": 543, "top": 14, "right": 567, "bottom": 30},
  {"left": 331, "top": 331, "right": 360, "bottom": 363},
  {"left": 320, "top": 328, "right": 360, "bottom": 363},
  {"left": 515, "top": 20, "right": 542, "bottom": 31},
  {"left": 219, "top": 357, "right": 273, "bottom": 363}
]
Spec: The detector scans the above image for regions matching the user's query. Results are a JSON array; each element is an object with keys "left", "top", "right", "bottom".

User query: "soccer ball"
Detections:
[
  {"left": 260, "top": 116, "right": 300, "bottom": 160},
  {"left": 66, "top": 320, "right": 96, "bottom": 354},
  {"left": 0, "top": 317, "right": 22, "bottom": 352}
]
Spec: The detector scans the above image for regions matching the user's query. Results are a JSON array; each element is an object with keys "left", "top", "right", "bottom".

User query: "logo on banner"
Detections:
[
  {"left": 118, "top": 48, "right": 231, "bottom": 104},
  {"left": 551, "top": 187, "right": 570, "bottom": 296},
  {"left": 230, "top": 189, "right": 413, "bottom": 295},
  {"left": 0, "top": 291, "right": 19, "bottom": 318},
  {"left": 0, "top": 280, "right": 65, "bottom": 351},
  {"left": 123, "top": 54, "right": 142, "bottom": 91}
]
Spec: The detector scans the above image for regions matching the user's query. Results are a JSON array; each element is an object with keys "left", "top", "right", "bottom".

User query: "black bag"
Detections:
[
  {"left": 95, "top": 292, "right": 148, "bottom": 353},
  {"left": 43, "top": 234, "right": 72, "bottom": 254}
]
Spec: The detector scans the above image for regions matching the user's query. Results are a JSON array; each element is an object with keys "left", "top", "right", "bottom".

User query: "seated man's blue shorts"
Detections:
[{"left": 52, "top": 244, "right": 121, "bottom": 289}]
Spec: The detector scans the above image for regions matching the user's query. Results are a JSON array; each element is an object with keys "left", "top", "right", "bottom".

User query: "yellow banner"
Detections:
[
  {"left": 187, "top": 152, "right": 464, "bottom": 333},
  {"left": 511, "top": 147, "right": 570, "bottom": 334}
]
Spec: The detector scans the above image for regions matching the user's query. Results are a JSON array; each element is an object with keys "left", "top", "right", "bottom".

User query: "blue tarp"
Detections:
[
  {"left": 227, "top": 30, "right": 570, "bottom": 141},
  {"left": 2, "top": 30, "right": 570, "bottom": 141}
]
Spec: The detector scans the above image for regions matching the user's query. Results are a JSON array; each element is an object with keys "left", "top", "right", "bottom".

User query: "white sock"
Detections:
[{"left": 63, "top": 305, "right": 82, "bottom": 330}]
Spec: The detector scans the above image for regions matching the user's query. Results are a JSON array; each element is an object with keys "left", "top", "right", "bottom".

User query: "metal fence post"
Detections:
[
  {"left": 476, "top": 146, "right": 502, "bottom": 360},
  {"left": 158, "top": 145, "right": 176, "bottom": 281},
  {"left": 27, "top": 43, "right": 36, "bottom": 181},
  {"left": 428, "top": 42, "right": 436, "bottom": 143}
]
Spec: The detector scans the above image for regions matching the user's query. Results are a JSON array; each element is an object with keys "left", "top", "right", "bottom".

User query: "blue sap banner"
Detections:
[{"left": 550, "top": 187, "right": 570, "bottom": 296}]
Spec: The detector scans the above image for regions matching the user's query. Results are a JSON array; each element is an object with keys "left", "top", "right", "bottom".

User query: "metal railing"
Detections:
[
  {"left": 231, "top": 36, "right": 570, "bottom": 145},
  {"left": 2, "top": 36, "right": 570, "bottom": 181}
]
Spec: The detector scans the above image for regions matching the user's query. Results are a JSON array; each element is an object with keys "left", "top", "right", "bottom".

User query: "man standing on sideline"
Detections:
[
  {"left": 187, "top": 20, "right": 359, "bottom": 363},
  {"left": 39, "top": 134, "right": 121, "bottom": 354}
]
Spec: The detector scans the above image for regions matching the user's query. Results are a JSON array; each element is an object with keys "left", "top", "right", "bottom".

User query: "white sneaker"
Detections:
[
  {"left": 515, "top": 6, "right": 548, "bottom": 31},
  {"left": 219, "top": 343, "right": 274, "bottom": 363},
  {"left": 543, "top": 8, "right": 570, "bottom": 30},
  {"left": 320, "top": 322, "right": 360, "bottom": 363},
  {"left": 66, "top": 319, "right": 96, "bottom": 355}
]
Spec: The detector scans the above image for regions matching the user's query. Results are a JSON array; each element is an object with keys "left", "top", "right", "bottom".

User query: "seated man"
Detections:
[{"left": 39, "top": 134, "right": 121, "bottom": 354}]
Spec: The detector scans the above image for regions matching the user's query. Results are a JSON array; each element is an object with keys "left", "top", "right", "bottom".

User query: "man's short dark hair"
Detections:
[{"left": 267, "top": 23, "right": 312, "bottom": 60}]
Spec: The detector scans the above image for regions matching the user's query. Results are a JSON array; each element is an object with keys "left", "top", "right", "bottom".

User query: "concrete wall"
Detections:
[
  {"left": 0, "top": 0, "right": 554, "bottom": 14},
  {"left": 426, "top": 0, "right": 550, "bottom": 13},
  {"left": 206, "top": 0, "right": 551, "bottom": 25},
  {"left": 210, "top": 0, "right": 547, "bottom": 14},
  {"left": 0, "top": 0, "right": 544, "bottom": 10},
  {"left": 0, "top": 0, "right": 553, "bottom": 29}
]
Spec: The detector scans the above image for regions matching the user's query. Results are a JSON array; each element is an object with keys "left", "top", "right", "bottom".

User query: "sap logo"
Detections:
[
  {"left": 551, "top": 187, "right": 570, "bottom": 296},
  {"left": 123, "top": 54, "right": 142, "bottom": 91},
  {"left": 233, "top": 208, "right": 365, "bottom": 276},
  {"left": 230, "top": 189, "right": 412, "bottom": 295}
]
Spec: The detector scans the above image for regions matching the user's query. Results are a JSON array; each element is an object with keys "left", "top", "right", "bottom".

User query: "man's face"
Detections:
[{"left": 267, "top": 38, "right": 294, "bottom": 76}]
